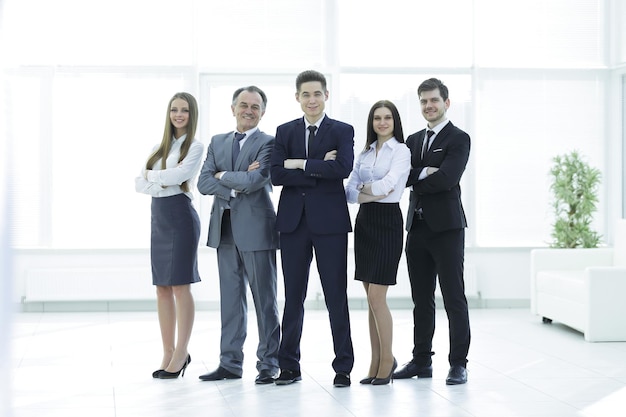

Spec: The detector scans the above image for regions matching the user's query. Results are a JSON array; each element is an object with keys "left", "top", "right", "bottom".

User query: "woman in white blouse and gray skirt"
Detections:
[
  {"left": 135, "top": 92, "right": 204, "bottom": 379},
  {"left": 345, "top": 100, "right": 411, "bottom": 386}
]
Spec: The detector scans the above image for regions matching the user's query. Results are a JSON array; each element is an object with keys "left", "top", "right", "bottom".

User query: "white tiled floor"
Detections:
[{"left": 10, "top": 308, "right": 626, "bottom": 417}]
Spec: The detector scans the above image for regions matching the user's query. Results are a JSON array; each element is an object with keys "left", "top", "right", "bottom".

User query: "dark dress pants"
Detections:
[
  {"left": 278, "top": 214, "right": 354, "bottom": 374},
  {"left": 405, "top": 219, "right": 470, "bottom": 367}
]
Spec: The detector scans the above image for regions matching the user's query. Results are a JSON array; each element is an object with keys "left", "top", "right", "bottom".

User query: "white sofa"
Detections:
[{"left": 530, "top": 219, "right": 626, "bottom": 342}]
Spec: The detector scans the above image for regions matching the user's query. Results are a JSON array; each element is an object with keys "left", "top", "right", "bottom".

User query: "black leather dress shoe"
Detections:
[
  {"left": 274, "top": 369, "right": 302, "bottom": 385},
  {"left": 198, "top": 366, "right": 241, "bottom": 381},
  {"left": 333, "top": 373, "right": 351, "bottom": 387},
  {"left": 392, "top": 360, "right": 433, "bottom": 379},
  {"left": 445, "top": 365, "right": 467, "bottom": 385},
  {"left": 255, "top": 369, "right": 277, "bottom": 384}
]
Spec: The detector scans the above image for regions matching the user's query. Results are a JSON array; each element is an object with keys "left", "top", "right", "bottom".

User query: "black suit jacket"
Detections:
[
  {"left": 405, "top": 121, "right": 470, "bottom": 232},
  {"left": 270, "top": 116, "right": 354, "bottom": 235}
]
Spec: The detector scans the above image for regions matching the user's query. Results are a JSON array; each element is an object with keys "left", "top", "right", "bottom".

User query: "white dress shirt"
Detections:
[
  {"left": 418, "top": 119, "right": 449, "bottom": 180},
  {"left": 345, "top": 137, "right": 411, "bottom": 204},
  {"left": 302, "top": 114, "right": 325, "bottom": 170},
  {"left": 305, "top": 114, "right": 324, "bottom": 155},
  {"left": 226, "top": 126, "right": 259, "bottom": 197},
  {"left": 234, "top": 126, "right": 257, "bottom": 153},
  {"left": 135, "top": 134, "right": 205, "bottom": 200}
]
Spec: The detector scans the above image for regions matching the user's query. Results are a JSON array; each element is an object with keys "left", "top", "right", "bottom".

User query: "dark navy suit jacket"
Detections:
[{"left": 270, "top": 116, "right": 354, "bottom": 235}]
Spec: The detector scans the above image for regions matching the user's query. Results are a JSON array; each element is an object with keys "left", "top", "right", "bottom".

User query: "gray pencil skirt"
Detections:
[{"left": 150, "top": 193, "right": 201, "bottom": 286}]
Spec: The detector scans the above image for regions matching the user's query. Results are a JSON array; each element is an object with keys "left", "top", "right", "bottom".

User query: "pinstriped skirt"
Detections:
[
  {"left": 151, "top": 194, "right": 201, "bottom": 286},
  {"left": 354, "top": 202, "right": 403, "bottom": 286}
]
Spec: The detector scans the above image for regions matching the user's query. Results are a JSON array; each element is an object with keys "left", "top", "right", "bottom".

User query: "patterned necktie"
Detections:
[
  {"left": 232, "top": 132, "right": 245, "bottom": 166},
  {"left": 422, "top": 130, "right": 435, "bottom": 159},
  {"left": 307, "top": 125, "right": 317, "bottom": 156}
]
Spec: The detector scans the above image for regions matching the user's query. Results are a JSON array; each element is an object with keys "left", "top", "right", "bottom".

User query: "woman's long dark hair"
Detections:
[{"left": 363, "top": 100, "right": 404, "bottom": 152}]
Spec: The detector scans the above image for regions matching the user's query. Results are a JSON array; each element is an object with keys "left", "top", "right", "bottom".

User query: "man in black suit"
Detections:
[
  {"left": 270, "top": 70, "right": 354, "bottom": 387},
  {"left": 394, "top": 78, "right": 471, "bottom": 385}
]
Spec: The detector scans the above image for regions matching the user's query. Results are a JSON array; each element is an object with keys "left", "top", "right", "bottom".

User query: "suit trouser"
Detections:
[
  {"left": 278, "top": 215, "right": 354, "bottom": 374},
  {"left": 405, "top": 219, "right": 470, "bottom": 367},
  {"left": 216, "top": 211, "right": 280, "bottom": 375}
]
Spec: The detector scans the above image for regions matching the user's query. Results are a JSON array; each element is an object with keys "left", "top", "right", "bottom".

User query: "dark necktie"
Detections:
[
  {"left": 422, "top": 130, "right": 435, "bottom": 159},
  {"left": 232, "top": 132, "right": 245, "bottom": 166},
  {"left": 307, "top": 125, "right": 317, "bottom": 156}
]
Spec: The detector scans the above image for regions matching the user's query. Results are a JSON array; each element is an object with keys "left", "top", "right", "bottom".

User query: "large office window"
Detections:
[
  {"left": 474, "top": 0, "right": 603, "bottom": 68},
  {"left": 337, "top": 0, "right": 473, "bottom": 68},
  {"left": 473, "top": 71, "right": 607, "bottom": 246},
  {"left": 6, "top": 70, "right": 193, "bottom": 248},
  {"left": 1, "top": 0, "right": 196, "bottom": 67},
  {"left": 2, "top": 0, "right": 621, "bottom": 249},
  {"left": 194, "top": 1, "right": 326, "bottom": 70}
]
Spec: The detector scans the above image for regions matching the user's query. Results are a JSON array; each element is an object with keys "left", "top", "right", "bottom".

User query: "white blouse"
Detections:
[
  {"left": 345, "top": 137, "right": 411, "bottom": 204},
  {"left": 135, "top": 134, "right": 205, "bottom": 200}
]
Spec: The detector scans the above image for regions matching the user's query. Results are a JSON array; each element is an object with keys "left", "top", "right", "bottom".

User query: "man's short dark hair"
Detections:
[
  {"left": 295, "top": 70, "right": 327, "bottom": 93},
  {"left": 418, "top": 78, "right": 449, "bottom": 101}
]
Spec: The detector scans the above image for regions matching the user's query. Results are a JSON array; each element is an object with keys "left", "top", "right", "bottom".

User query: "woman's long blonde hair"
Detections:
[{"left": 145, "top": 92, "right": 198, "bottom": 192}]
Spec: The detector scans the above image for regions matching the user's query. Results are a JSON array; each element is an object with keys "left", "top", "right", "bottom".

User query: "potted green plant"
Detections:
[{"left": 549, "top": 150, "right": 602, "bottom": 248}]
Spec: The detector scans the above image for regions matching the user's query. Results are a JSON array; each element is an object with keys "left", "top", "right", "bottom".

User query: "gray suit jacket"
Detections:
[{"left": 197, "top": 130, "right": 278, "bottom": 252}]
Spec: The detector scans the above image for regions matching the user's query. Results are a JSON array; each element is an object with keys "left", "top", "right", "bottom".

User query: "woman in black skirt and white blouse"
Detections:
[
  {"left": 345, "top": 100, "right": 411, "bottom": 385},
  {"left": 135, "top": 92, "right": 204, "bottom": 379}
]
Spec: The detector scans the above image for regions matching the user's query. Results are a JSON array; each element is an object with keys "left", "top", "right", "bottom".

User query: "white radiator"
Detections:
[
  {"left": 24, "top": 267, "right": 155, "bottom": 302},
  {"left": 22, "top": 264, "right": 479, "bottom": 304}
]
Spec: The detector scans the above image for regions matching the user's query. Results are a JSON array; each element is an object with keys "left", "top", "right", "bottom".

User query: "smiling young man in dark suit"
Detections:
[
  {"left": 393, "top": 78, "right": 471, "bottom": 385},
  {"left": 270, "top": 70, "right": 355, "bottom": 387}
]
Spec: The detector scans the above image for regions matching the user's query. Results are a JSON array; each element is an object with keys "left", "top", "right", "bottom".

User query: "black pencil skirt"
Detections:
[
  {"left": 150, "top": 194, "right": 201, "bottom": 286},
  {"left": 354, "top": 202, "right": 403, "bottom": 286}
]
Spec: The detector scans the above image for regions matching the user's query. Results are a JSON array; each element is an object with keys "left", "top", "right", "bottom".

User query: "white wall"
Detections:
[{"left": 12, "top": 247, "right": 531, "bottom": 312}]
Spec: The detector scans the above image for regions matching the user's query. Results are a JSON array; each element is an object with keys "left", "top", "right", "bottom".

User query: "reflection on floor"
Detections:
[{"left": 10, "top": 308, "right": 626, "bottom": 417}]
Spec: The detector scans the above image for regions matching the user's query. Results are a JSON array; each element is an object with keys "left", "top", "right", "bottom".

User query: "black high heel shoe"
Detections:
[
  {"left": 158, "top": 354, "right": 191, "bottom": 379},
  {"left": 371, "top": 358, "right": 397, "bottom": 386},
  {"left": 359, "top": 376, "right": 375, "bottom": 384},
  {"left": 152, "top": 369, "right": 164, "bottom": 378}
]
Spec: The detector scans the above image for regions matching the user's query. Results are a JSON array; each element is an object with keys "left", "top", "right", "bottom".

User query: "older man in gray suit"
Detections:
[{"left": 197, "top": 86, "right": 280, "bottom": 384}]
